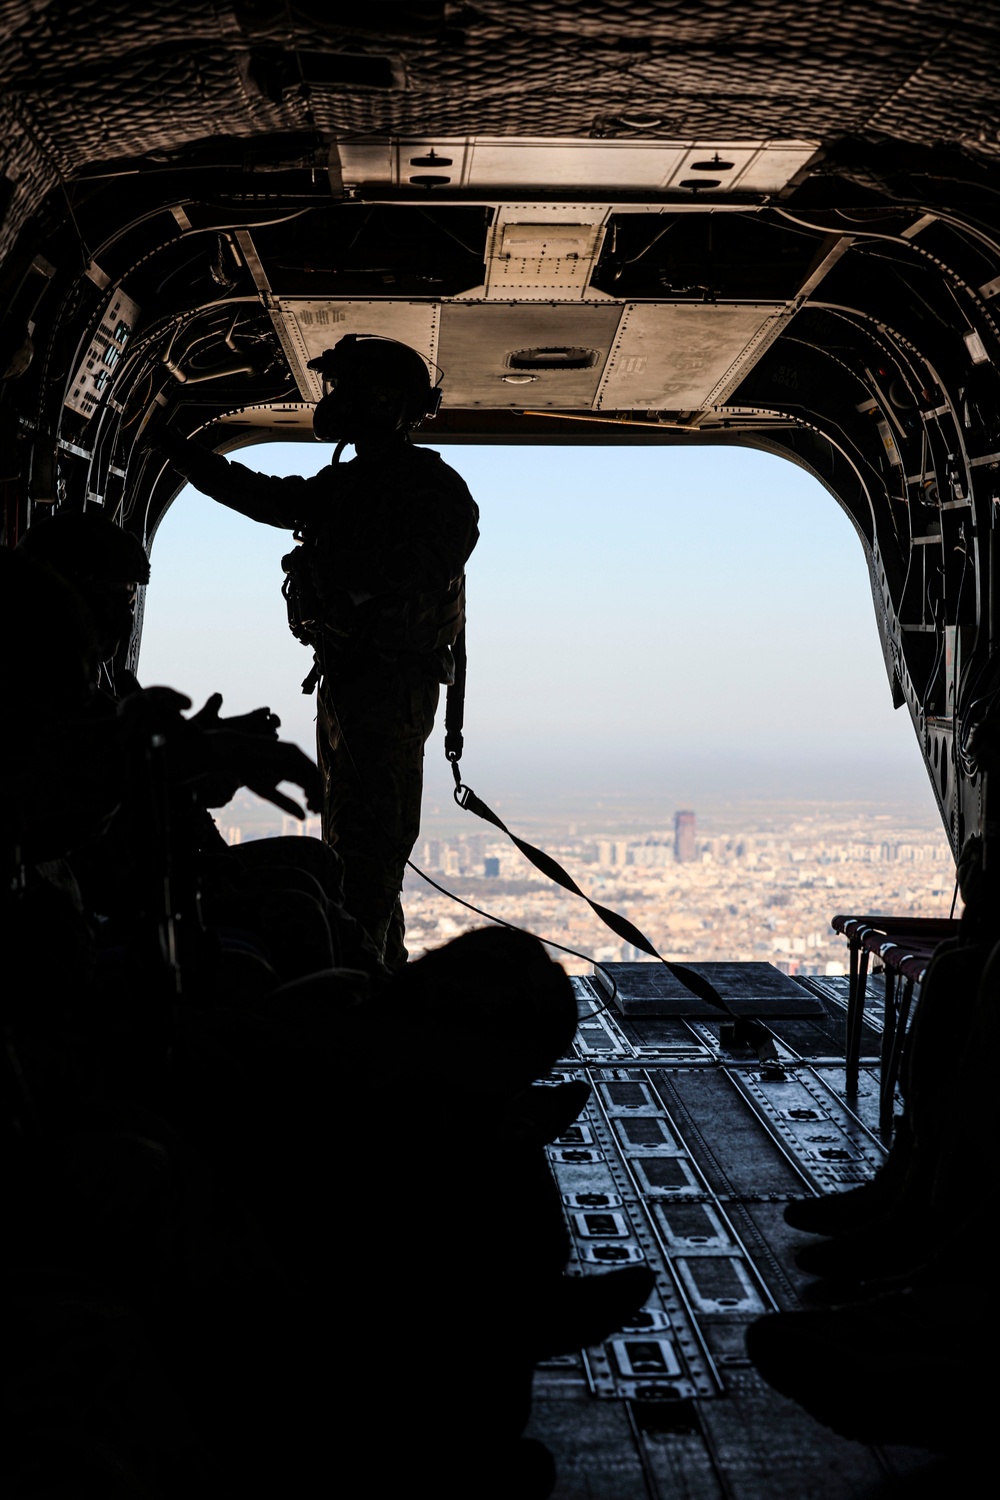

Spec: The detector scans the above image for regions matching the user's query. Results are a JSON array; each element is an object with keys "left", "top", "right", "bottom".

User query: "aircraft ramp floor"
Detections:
[{"left": 522, "top": 967, "right": 969, "bottom": 1498}]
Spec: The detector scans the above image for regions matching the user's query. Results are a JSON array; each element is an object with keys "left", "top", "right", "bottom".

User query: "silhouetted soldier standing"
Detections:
[{"left": 150, "top": 335, "right": 479, "bottom": 969}]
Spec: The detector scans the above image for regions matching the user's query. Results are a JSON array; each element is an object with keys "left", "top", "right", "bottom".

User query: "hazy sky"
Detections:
[{"left": 139, "top": 440, "right": 941, "bottom": 824}]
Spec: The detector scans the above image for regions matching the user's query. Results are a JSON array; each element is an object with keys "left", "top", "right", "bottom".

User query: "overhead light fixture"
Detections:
[
  {"left": 409, "top": 150, "right": 453, "bottom": 167},
  {"left": 616, "top": 113, "right": 663, "bottom": 130},
  {"left": 507, "top": 346, "right": 598, "bottom": 371}
]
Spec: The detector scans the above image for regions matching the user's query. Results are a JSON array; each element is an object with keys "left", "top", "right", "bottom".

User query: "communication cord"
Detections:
[{"left": 403, "top": 859, "right": 621, "bottom": 1020}]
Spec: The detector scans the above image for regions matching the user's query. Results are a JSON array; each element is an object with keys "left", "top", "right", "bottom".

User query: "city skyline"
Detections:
[
  {"left": 401, "top": 805, "right": 957, "bottom": 977},
  {"left": 217, "top": 789, "right": 957, "bottom": 979}
]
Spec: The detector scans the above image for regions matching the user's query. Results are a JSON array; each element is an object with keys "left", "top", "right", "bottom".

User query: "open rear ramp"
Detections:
[{"left": 521, "top": 963, "right": 957, "bottom": 1497}]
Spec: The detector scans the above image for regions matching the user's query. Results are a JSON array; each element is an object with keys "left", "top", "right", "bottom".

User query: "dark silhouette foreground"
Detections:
[
  {"left": 3, "top": 542, "right": 652, "bottom": 1498},
  {"left": 748, "top": 848, "right": 1000, "bottom": 1454}
]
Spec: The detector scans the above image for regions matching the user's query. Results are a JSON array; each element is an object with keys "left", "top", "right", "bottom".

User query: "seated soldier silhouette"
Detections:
[
  {"left": 3, "top": 542, "right": 655, "bottom": 1500},
  {"left": 17, "top": 508, "right": 381, "bottom": 986}
]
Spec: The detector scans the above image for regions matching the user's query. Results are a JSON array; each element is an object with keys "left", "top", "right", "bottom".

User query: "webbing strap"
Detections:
[
  {"left": 444, "top": 628, "right": 467, "bottom": 764},
  {"left": 453, "top": 780, "right": 735, "bottom": 1017}
]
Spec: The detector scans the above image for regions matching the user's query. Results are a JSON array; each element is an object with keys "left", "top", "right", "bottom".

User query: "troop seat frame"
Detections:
[{"left": 831, "top": 914, "right": 961, "bottom": 1134}]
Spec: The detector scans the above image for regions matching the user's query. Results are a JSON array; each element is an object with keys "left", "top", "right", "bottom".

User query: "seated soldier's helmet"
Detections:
[
  {"left": 17, "top": 509, "right": 150, "bottom": 588},
  {"left": 309, "top": 334, "right": 441, "bottom": 443},
  {"left": 17, "top": 510, "right": 150, "bottom": 662}
]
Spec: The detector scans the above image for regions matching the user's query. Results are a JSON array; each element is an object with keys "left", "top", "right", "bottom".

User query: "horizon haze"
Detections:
[{"left": 139, "top": 441, "right": 945, "bottom": 836}]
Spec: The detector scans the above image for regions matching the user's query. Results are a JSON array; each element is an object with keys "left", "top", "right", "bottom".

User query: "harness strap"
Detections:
[
  {"left": 453, "top": 778, "right": 737, "bottom": 1018},
  {"left": 444, "top": 627, "right": 467, "bottom": 765}
]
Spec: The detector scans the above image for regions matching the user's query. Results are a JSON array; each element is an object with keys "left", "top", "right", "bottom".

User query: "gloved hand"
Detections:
[
  {"left": 120, "top": 687, "right": 318, "bottom": 817},
  {"left": 141, "top": 428, "right": 200, "bottom": 476},
  {"left": 194, "top": 730, "right": 323, "bottom": 818},
  {"left": 188, "top": 692, "right": 281, "bottom": 740}
]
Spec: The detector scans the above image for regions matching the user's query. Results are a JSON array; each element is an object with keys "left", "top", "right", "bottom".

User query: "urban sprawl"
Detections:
[{"left": 219, "top": 796, "right": 957, "bottom": 978}]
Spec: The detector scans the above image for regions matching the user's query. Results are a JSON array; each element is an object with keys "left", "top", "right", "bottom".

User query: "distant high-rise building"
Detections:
[
  {"left": 484, "top": 857, "right": 500, "bottom": 878},
  {"left": 674, "top": 809, "right": 697, "bottom": 863}
]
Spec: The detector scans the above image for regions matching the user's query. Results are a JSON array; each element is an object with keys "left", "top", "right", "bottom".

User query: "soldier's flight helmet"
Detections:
[
  {"left": 18, "top": 509, "right": 150, "bottom": 589},
  {"left": 308, "top": 334, "right": 441, "bottom": 443},
  {"left": 18, "top": 509, "right": 150, "bottom": 662}
]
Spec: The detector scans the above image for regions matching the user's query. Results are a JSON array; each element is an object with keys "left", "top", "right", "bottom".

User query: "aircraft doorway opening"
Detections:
[{"left": 140, "top": 444, "right": 956, "bottom": 976}]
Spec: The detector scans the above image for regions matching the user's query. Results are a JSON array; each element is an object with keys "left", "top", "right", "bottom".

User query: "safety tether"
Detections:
[
  {"left": 447, "top": 758, "right": 736, "bottom": 1018},
  {"left": 443, "top": 628, "right": 467, "bottom": 764}
]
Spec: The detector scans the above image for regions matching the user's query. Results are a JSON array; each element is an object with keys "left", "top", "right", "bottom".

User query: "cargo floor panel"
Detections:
[
  {"left": 521, "top": 960, "right": 953, "bottom": 1496},
  {"left": 645, "top": 1068, "right": 812, "bottom": 1199},
  {"left": 748, "top": 1014, "right": 882, "bottom": 1060},
  {"left": 581, "top": 977, "right": 883, "bottom": 1063},
  {"left": 593, "top": 962, "right": 828, "bottom": 1018}
]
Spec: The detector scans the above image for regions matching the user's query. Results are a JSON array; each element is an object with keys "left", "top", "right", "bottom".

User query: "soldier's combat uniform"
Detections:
[{"left": 158, "top": 437, "right": 479, "bottom": 969}]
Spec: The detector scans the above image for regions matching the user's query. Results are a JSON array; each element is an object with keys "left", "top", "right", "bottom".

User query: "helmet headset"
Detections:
[{"left": 308, "top": 333, "right": 442, "bottom": 444}]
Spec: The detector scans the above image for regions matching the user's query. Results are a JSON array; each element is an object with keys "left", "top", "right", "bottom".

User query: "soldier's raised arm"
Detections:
[{"left": 146, "top": 430, "right": 329, "bottom": 531}]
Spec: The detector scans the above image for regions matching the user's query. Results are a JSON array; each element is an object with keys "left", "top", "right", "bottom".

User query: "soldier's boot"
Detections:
[
  {"left": 534, "top": 1265, "right": 657, "bottom": 1359},
  {"left": 784, "top": 942, "right": 992, "bottom": 1251},
  {"left": 748, "top": 1204, "right": 999, "bottom": 1453},
  {"left": 793, "top": 941, "right": 998, "bottom": 1286},
  {"left": 784, "top": 1113, "right": 915, "bottom": 1236},
  {"left": 499, "top": 1080, "right": 592, "bottom": 1147}
]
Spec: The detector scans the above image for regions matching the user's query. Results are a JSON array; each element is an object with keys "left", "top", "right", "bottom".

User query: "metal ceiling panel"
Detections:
[
  {"left": 663, "top": 145, "right": 762, "bottom": 191},
  {"left": 662, "top": 142, "right": 819, "bottom": 193},
  {"left": 270, "top": 297, "right": 793, "bottom": 412},
  {"left": 483, "top": 212, "right": 610, "bottom": 299},
  {"left": 436, "top": 302, "right": 624, "bottom": 407},
  {"left": 720, "top": 142, "right": 822, "bottom": 194},
  {"left": 272, "top": 300, "right": 440, "bottom": 401},
  {"left": 337, "top": 137, "right": 820, "bottom": 196},
  {"left": 464, "top": 139, "right": 688, "bottom": 189},
  {"left": 596, "top": 303, "right": 791, "bottom": 412}
]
